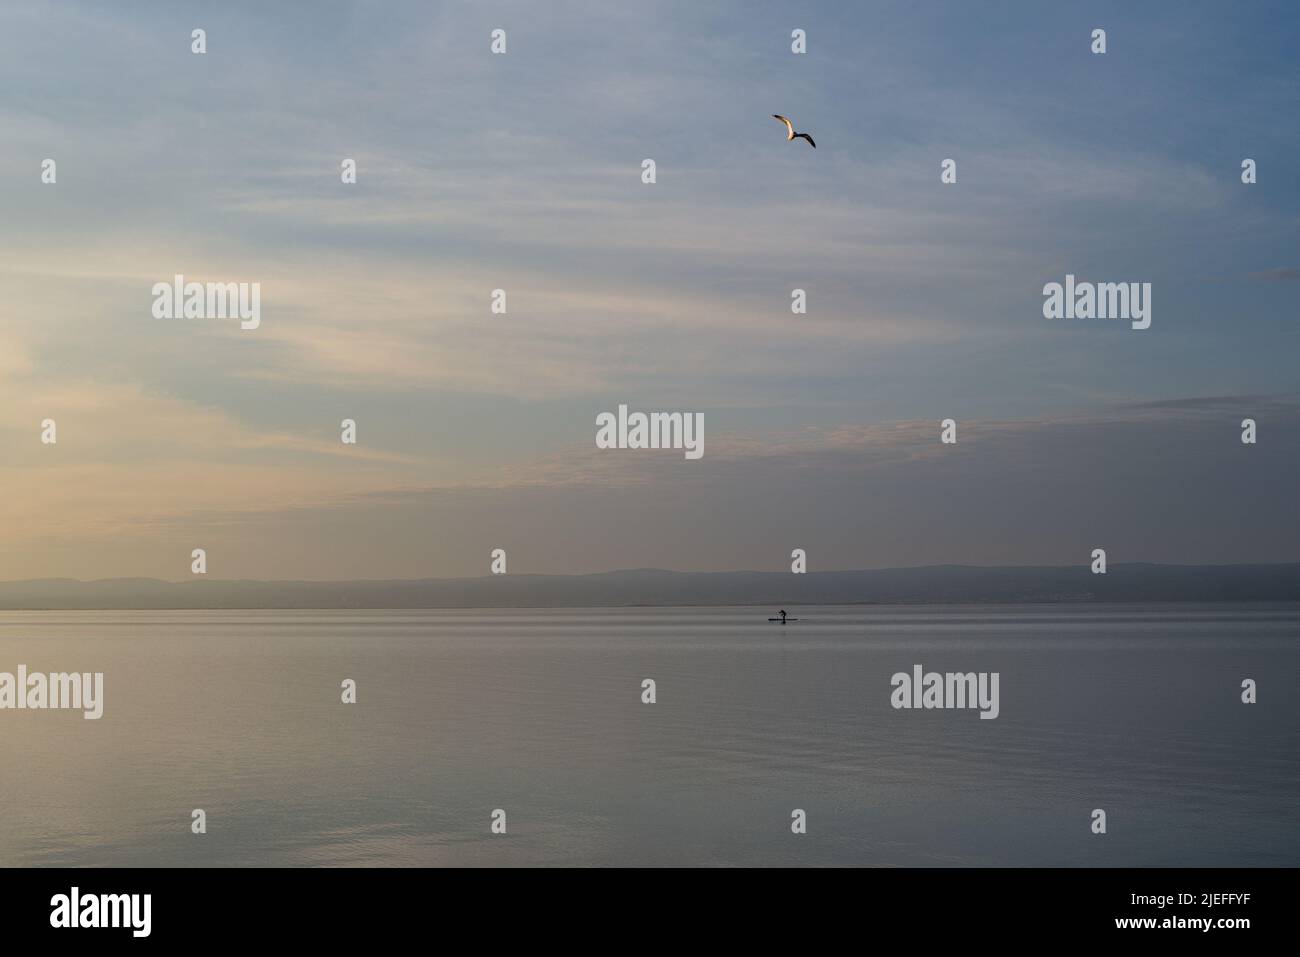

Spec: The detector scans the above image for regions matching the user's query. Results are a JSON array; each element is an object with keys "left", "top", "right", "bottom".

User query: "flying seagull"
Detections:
[{"left": 772, "top": 114, "right": 815, "bottom": 148}]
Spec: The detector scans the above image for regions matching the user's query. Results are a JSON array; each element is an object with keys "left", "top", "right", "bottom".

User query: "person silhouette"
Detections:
[{"left": 779, "top": 609, "right": 787, "bottom": 623}]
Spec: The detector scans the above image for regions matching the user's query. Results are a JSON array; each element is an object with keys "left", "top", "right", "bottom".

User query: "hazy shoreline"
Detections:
[{"left": 2, "top": 563, "right": 1298, "bottom": 610}]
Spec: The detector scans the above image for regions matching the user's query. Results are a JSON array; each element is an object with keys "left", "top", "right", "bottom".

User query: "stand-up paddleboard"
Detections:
[{"left": 768, "top": 617, "right": 799, "bottom": 622}]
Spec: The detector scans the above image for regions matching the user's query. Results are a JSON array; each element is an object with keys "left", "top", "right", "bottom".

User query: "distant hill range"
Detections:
[{"left": 1, "top": 564, "right": 1299, "bottom": 609}]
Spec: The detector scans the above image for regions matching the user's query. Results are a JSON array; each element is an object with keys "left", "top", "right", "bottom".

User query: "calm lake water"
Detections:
[{"left": 1, "top": 604, "right": 1296, "bottom": 867}]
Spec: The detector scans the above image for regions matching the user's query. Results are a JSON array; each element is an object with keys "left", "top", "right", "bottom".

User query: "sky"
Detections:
[{"left": 1, "top": 0, "right": 1298, "bottom": 580}]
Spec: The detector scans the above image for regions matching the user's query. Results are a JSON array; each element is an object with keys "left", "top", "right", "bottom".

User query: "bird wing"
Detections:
[
  {"left": 796, "top": 132, "right": 816, "bottom": 148},
  {"left": 772, "top": 114, "right": 795, "bottom": 138}
]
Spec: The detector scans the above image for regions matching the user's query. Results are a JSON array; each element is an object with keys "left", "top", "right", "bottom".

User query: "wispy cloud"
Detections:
[{"left": 1247, "top": 267, "right": 1300, "bottom": 282}]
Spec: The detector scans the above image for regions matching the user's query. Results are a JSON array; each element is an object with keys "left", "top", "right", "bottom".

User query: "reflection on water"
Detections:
[{"left": 1, "top": 604, "right": 1296, "bottom": 866}]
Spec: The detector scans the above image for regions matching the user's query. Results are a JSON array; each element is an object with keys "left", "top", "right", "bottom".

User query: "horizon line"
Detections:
[{"left": 4, "top": 559, "right": 1300, "bottom": 587}]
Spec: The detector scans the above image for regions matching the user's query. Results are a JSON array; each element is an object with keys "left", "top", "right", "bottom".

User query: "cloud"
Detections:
[
  {"left": 1248, "top": 267, "right": 1300, "bottom": 282},
  {"left": 8, "top": 393, "right": 1295, "bottom": 579}
]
